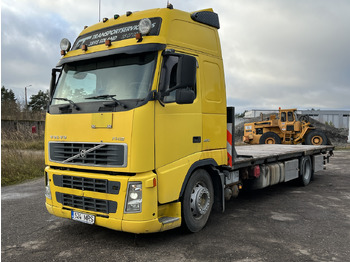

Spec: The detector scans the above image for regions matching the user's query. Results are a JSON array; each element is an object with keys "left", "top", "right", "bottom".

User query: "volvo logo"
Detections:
[
  {"left": 63, "top": 144, "right": 105, "bottom": 163},
  {"left": 79, "top": 149, "right": 87, "bottom": 158}
]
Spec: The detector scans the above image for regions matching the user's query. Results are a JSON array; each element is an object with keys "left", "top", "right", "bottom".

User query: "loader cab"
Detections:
[{"left": 279, "top": 109, "right": 301, "bottom": 133}]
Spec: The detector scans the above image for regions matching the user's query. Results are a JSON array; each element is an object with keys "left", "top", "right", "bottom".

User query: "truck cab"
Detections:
[{"left": 45, "top": 7, "right": 227, "bottom": 233}]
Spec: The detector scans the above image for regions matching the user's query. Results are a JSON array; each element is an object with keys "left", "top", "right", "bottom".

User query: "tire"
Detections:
[
  {"left": 305, "top": 130, "right": 327, "bottom": 145},
  {"left": 182, "top": 169, "right": 214, "bottom": 233},
  {"left": 298, "top": 156, "right": 313, "bottom": 186},
  {"left": 259, "top": 132, "right": 281, "bottom": 144}
]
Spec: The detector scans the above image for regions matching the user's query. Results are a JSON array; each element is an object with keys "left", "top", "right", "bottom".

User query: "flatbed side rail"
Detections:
[{"left": 231, "top": 144, "right": 334, "bottom": 170}]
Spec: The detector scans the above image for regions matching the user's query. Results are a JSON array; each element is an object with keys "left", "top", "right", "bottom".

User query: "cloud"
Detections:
[
  {"left": 1, "top": 0, "right": 350, "bottom": 112},
  {"left": 217, "top": 0, "right": 350, "bottom": 111},
  {"left": 1, "top": 0, "right": 77, "bottom": 101}
]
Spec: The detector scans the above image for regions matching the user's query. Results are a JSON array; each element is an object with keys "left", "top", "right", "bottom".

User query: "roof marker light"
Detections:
[
  {"left": 105, "top": 39, "right": 111, "bottom": 46},
  {"left": 114, "top": 14, "right": 119, "bottom": 19},
  {"left": 135, "top": 33, "right": 143, "bottom": 42},
  {"left": 103, "top": 17, "right": 108, "bottom": 23},
  {"left": 126, "top": 11, "right": 132, "bottom": 16},
  {"left": 138, "top": 18, "right": 152, "bottom": 35},
  {"left": 82, "top": 44, "right": 88, "bottom": 51}
]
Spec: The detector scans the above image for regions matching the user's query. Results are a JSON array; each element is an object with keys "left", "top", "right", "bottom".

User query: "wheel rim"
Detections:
[
  {"left": 311, "top": 135, "right": 323, "bottom": 145},
  {"left": 265, "top": 138, "right": 275, "bottom": 144},
  {"left": 190, "top": 183, "right": 211, "bottom": 219}
]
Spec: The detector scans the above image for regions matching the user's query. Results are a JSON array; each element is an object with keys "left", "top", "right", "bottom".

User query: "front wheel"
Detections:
[
  {"left": 259, "top": 132, "right": 281, "bottom": 144},
  {"left": 305, "top": 130, "right": 327, "bottom": 145},
  {"left": 182, "top": 169, "right": 214, "bottom": 233}
]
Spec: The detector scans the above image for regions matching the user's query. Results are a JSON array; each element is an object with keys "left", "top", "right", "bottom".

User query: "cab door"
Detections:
[
  {"left": 154, "top": 53, "right": 202, "bottom": 169},
  {"left": 154, "top": 52, "right": 202, "bottom": 204},
  {"left": 279, "top": 111, "right": 296, "bottom": 132},
  {"left": 286, "top": 111, "right": 296, "bottom": 132}
]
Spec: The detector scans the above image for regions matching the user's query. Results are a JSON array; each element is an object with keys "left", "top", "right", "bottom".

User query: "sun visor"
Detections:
[
  {"left": 56, "top": 43, "right": 166, "bottom": 67},
  {"left": 191, "top": 10, "right": 220, "bottom": 29}
]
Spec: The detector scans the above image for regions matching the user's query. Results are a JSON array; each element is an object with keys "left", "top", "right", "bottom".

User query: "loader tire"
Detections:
[
  {"left": 305, "top": 130, "right": 327, "bottom": 145},
  {"left": 259, "top": 132, "right": 281, "bottom": 144}
]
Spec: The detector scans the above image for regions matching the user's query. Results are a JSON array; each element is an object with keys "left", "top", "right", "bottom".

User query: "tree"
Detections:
[
  {"left": 1, "top": 86, "right": 20, "bottom": 119},
  {"left": 236, "top": 110, "right": 247, "bottom": 118},
  {"left": 28, "top": 90, "right": 50, "bottom": 111},
  {"left": 1, "top": 86, "right": 16, "bottom": 102}
]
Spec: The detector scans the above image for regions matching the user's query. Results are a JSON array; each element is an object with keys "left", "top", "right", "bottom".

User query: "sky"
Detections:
[{"left": 1, "top": 0, "right": 350, "bottom": 113}]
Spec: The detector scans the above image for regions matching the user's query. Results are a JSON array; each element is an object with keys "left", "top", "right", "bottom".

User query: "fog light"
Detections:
[
  {"left": 125, "top": 182, "right": 142, "bottom": 213},
  {"left": 45, "top": 172, "right": 52, "bottom": 200},
  {"left": 60, "top": 38, "right": 71, "bottom": 52},
  {"left": 138, "top": 18, "right": 152, "bottom": 35}
]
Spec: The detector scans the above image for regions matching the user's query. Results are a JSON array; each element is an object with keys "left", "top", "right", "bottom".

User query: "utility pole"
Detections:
[
  {"left": 99, "top": 0, "right": 101, "bottom": 22},
  {"left": 25, "top": 84, "right": 32, "bottom": 110}
]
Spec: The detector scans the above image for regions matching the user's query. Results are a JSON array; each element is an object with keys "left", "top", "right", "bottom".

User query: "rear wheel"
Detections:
[
  {"left": 305, "top": 130, "right": 327, "bottom": 145},
  {"left": 182, "top": 169, "right": 214, "bottom": 233},
  {"left": 298, "top": 156, "right": 313, "bottom": 186},
  {"left": 259, "top": 132, "right": 281, "bottom": 144}
]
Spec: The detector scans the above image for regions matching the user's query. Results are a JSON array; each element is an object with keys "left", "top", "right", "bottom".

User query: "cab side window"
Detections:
[
  {"left": 159, "top": 56, "right": 179, "bottom": 103},
  {"left": 159, "top": 54, "right": 196, "bottom": 103},
  {"left": 288, "top": 112, "right": 294, "bottom": 122},
  {"left": 281, "top": 112, "right": 286, "bottom": 122}
]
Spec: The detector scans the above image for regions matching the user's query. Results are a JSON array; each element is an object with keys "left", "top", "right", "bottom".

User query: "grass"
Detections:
[
  {"left": 1, "top": 148, "right": 45, "bottom": 186},
  {"left": 1, "top": 131, "right": 45, "bottom": 186},
  {"left": 1, "top": 139, "right": 44, "bottom": 150}
]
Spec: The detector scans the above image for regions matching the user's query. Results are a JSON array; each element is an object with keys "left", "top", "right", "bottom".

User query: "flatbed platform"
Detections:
[{"left": 232, "top": 144, "right": 334, "bottom": 169}]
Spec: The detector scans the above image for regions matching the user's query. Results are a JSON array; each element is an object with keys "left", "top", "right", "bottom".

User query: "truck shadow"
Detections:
[{"left": 54, "top": 176, "right": 325, "bottom": 248}]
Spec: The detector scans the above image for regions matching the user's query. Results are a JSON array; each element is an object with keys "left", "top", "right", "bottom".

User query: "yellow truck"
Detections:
[
  {"left": 45, "top": 6, "right": 333, "bottom": 233},
  {"left": 243, "top": 108, "right": 329, "bottom": 145}
]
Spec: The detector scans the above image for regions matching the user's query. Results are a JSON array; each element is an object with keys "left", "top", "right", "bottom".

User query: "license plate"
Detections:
[{"left": 71, "top": 211, "right": 95, "bottom": 225}]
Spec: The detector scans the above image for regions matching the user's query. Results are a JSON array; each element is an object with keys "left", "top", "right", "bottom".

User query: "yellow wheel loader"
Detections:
[{"left": 243, "top": 108, "right": 329, "bottom": 145}]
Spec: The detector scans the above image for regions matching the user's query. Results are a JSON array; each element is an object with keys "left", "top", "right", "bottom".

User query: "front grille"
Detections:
[
  {"left": 53, "top": 175, "right": 120, "bottom": 194},
  {"left": 56, "top": 192, "right": 117, "bottom": 214},
  {"left": 49, "top": 142, "right": 126, "bottom": 167}
]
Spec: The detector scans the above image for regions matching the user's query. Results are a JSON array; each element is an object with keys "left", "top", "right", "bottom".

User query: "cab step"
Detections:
[{"left": 159, "top": 217, "right": 180, "bottom": 224}]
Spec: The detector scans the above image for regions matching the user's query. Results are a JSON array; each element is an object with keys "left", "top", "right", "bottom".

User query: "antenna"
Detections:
[
  {"left": 167, "top": 0, "right": 173, "bottom": 9},
  {"left": 98, "top": 0, "right": 101, "bottom": 22}
]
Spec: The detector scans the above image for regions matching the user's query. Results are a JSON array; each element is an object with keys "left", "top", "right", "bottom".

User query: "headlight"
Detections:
[
  {"left": 138, "top": 18, "right": 152, "bottom": 35},
  {"left": 124, "top": 182, "right": 142, "bottom": 213},
  {"left": 45, "top": 172, "right": 52, "bottom": 200},
  {"left": 60, "top": 38, "right": 71, "bottom": 51}
]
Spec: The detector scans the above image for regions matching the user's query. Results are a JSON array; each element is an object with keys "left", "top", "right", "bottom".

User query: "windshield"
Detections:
[{"left": 52, "top": 52, "right": 157, "bottom": 106}]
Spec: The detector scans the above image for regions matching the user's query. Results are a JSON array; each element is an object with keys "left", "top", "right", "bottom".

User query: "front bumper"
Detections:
[{"left": 45, "top": 167, "right": 181, "bottom": 233}]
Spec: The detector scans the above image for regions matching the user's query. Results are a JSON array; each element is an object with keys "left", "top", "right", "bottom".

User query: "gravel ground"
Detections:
[{"left": 2, "top": 151, "right": 350, "bottom": 262}]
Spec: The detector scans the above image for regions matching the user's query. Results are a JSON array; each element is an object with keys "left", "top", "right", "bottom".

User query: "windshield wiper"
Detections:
[
  {"left": 53, "top": 97, "right": 80, "bottom": 110},
  {"left": 85, "top": 95, "right": 127, "bottom": 109}
]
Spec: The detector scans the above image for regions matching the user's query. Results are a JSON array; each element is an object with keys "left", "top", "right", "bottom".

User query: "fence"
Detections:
[{"left": 1, "top": 119, "right": 45, "bottom": 137}]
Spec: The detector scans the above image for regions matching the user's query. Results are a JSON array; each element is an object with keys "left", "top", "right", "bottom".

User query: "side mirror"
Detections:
[
  {"left": 176, "top": 54, "right": 197, "bottom": 89},
  {"left": 176, "top": 88, "right": 195, "bottom": 104},
  {"left": 50, "top": 68, "right": 61, "bottom": 98},
  {"left": 162, "top": 53, "right": 197, "bottom": 96}
]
